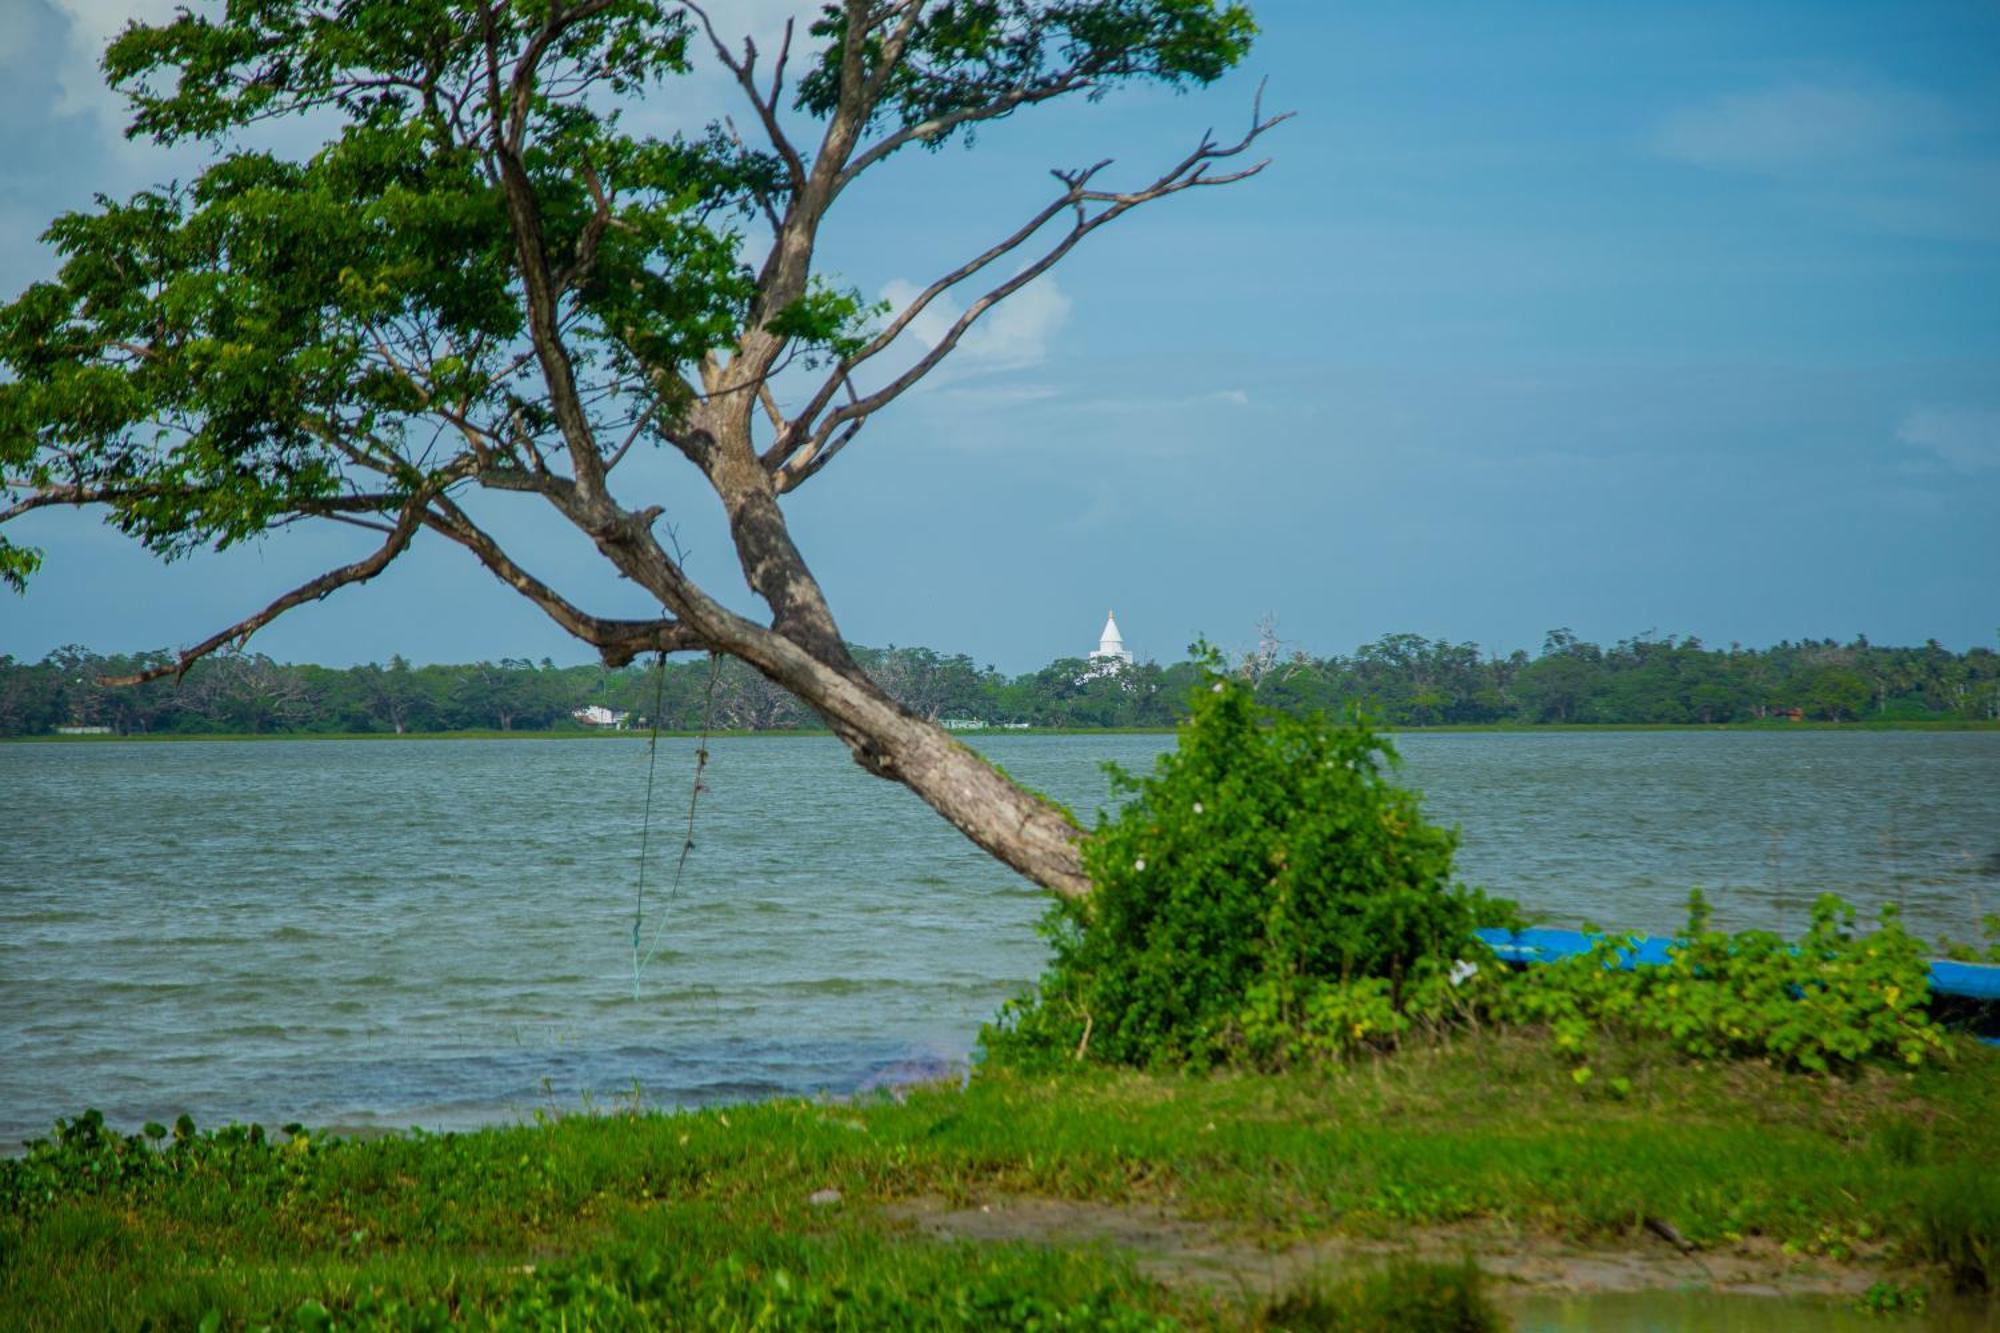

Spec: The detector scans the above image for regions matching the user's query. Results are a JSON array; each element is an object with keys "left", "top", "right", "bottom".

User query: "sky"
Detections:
[{"left": 1, "top": 0, "right": 1997, "bottom": 672}]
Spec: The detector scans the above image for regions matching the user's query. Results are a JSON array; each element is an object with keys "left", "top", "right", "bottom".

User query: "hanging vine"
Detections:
[{"left": 630, "top": 648, "right": 722, "bottom": 998}]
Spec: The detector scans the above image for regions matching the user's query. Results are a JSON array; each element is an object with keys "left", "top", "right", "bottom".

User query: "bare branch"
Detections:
[
  {"left": 473, "top": 1, "right": 616, "bottom": 498},
  {"left": 683, "top": 2, "right": 807, "bottom": 193},
  {"left": 755, "top": 379, "right": 789, "bottom": 440},
  {"left": 835, "top": 72, "right": 1093, "bottom": 197},
  {"left": 762, "top": 160, "right": 1111, "bottom": 471},
  {"left": 101, "top": 498, "right": 430, "bottom": 687},
  {"left": 272, "top": 511, "right": 401, "bottom": 537},
  {"left": 420, "top": 494, "right": 705, "bottom": 663},
  {"left": 721, "top": 115, "right": 785, "bottom": 235},
  {"left": 768, "top": 16, "right": 795, "bottom": 114},
  {"left": 774, "top": 99, "right": 1290, "bottom": 489}
]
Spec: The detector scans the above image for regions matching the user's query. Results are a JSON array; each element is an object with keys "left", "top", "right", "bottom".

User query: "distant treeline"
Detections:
[{"left": 3, "top": 631, "right": 1998, "bottom": 737}]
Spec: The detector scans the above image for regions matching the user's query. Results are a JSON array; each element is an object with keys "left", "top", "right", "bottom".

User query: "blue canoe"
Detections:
[{"left": 1472, "top": 927, "right": 2000, "bottom": 1042}]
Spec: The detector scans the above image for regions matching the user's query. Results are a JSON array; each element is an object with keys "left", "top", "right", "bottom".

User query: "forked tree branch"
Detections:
[
  {"left": 682, "top": 2, "right": 808, "bottom": 192},
  {"left": 99, "top": 496, "right": 432, "bottom": 686},
  {"left": 420, "top": 493, "right": 706, "bottom": 663},
  {"left": 759, "top": 159, "right": 1114, "bottom": 473},
  {"left": 771, "top": 93, "right": 1292, "bottom": 490}
]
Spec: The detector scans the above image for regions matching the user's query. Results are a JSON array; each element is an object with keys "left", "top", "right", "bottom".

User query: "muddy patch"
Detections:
[{"left": 884, "top": 1195, "right": 1890, "bottom": 1300}]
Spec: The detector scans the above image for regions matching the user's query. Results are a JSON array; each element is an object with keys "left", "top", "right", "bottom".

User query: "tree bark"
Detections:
[
  {"left": 742, "top": 645, "right": 1091, "bottom": 900},
  {"left": 546, "top": 432, "right": 1093, "bottom": 899}
]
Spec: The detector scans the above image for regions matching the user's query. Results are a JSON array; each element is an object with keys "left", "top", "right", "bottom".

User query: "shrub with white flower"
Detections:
[{"left": 986, "top": 644, "right": 1499, "bottom": 1070}]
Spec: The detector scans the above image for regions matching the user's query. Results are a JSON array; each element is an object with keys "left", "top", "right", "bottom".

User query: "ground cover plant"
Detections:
[
  {"left": 1492, "top": 892, "right": 1952, "bottom": 1081},
  {"left": 3, "top": 1037, "right": 1996, "bottom": 1329}
]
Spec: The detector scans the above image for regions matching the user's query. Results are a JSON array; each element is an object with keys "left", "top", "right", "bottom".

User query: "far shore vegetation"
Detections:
[{"left": 6, "top": 630, "right": 1997, "bottom": 739}]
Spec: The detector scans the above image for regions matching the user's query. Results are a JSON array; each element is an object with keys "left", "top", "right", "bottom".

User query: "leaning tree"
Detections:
[{"left": 0, "top": 0, "right": 1281, "bottom": 898}]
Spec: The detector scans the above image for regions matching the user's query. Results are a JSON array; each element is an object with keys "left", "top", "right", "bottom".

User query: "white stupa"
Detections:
[{"left": 1087, "top": 610, "right": 1134, "bottom": 675}]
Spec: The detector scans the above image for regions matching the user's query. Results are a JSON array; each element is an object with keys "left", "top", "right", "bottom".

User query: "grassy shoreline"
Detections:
[
  {"left": 7, "top": 718, "right": 1998, "bottom": 743},
  {"left": 6, "top": 1033, "right": 1995, "bottom": 1329}
]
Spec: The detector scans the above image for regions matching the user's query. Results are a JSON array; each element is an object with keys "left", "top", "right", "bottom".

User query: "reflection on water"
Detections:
[
  {"left": 1509, "top": 1288, "right": 1992, "bottom": 1332},
  {"left": 2, "top": 731, "right": 1996, "bottom": 1142}
]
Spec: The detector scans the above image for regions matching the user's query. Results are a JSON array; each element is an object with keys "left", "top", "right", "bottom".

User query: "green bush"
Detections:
[
  {"left": 1493, "top": 891, "right": 1950, "bottom": 1075},
  {"left": 985, "top": 658, "right": 1495, "bottom": 1069}
]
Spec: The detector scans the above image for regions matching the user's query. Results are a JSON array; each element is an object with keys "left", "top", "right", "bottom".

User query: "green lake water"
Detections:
[{"left": 3, "top": 731, "right": 1996, "bottom": 1145}]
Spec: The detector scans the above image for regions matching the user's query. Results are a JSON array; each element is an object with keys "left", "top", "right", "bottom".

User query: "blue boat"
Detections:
[{"left": 1472, "top": 926, "right": 2000, "bottom": 1044}]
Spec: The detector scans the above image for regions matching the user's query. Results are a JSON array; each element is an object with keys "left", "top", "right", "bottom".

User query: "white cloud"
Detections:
[
  {"left": 1898, "top": 407, "right": 2000, "bottom": 473},
  {"left": 46, "top": 1, "right": 823, "bottom": 143},
  {"left": 50, "top": 0, "right": 181, "bottom": 126},
  {"left": 1654, "top": 80, "right": 1946, "bottom": 172},
  {"left": 621, "top": 1, "right": 823, "bottom": 134},
  {"left": 877, "top": 273, "right": 1073, "bottom": 383}
]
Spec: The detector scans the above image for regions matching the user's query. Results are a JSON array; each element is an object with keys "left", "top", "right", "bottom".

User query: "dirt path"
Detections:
[{"left": 884, "top": 1195, "right": 1892, "bottom": 1300}]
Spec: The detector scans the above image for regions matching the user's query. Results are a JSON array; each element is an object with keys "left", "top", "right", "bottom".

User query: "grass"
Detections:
[{"left": 3, "top": 1034, "right": 1996, "bottom": 1329}]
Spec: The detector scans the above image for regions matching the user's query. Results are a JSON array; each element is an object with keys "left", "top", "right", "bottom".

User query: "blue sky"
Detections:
[{"left": 2, "top": 0, "right": 1996, "bottom": 671}]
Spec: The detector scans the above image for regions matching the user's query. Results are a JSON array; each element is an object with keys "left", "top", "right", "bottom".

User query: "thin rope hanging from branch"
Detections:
[{"left": 630, "top": 648, "right": 722, "bottom": 998}]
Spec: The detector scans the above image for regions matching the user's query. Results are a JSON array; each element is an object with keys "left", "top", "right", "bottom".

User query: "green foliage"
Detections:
[
  {"left": 279, "top": 1249, "right": 1175, "bottom": 1331},
  {"left": 0, "top": 536, "right": 41, "bottom": 593},
  {"left": 766, "top": 280, "right": 890, "bottom": 364},
  {"left": 1493, "top": 891, "right": 1951, "bottom": 1075},
  {"left": 799, "top": 1, "right": 1257, "bottom": 139},
  {"left": 1265, "top": 629, "right": 2000, "bottom": 727},
  {"left": 497, "top": 1252, "right": 1174, "bottom": 1331},
  {"left": 986, "top": 655, "right": 1485, "bottom": 1068},
  {"left": 1, "top": 0, "right": 1264, "bottom": 594}
]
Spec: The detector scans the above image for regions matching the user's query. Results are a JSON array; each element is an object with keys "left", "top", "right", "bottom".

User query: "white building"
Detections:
[
  {"left": 572, "top": 704, "right": 631, "bottom": 729},
  {"left": 1083, "top": 610, "right": 1134, "bottom": 679}
]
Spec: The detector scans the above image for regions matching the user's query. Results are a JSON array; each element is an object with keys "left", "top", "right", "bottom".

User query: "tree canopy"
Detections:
[{"left": 1, "top": 0, "right": 1276, "bottom": 896}]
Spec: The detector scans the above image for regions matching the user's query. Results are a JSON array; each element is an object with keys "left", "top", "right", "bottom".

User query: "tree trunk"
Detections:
[
  {"left": 717, "top": 613, "right": 1091, "bottom": 900},
  {"left": 565, "top": 420, "right": 1095, "bottom": 901}
]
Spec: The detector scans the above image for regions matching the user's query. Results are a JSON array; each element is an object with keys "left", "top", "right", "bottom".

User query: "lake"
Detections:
[{"left": 3, "top": 730, "right": 1996, "bottom": 1146}]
